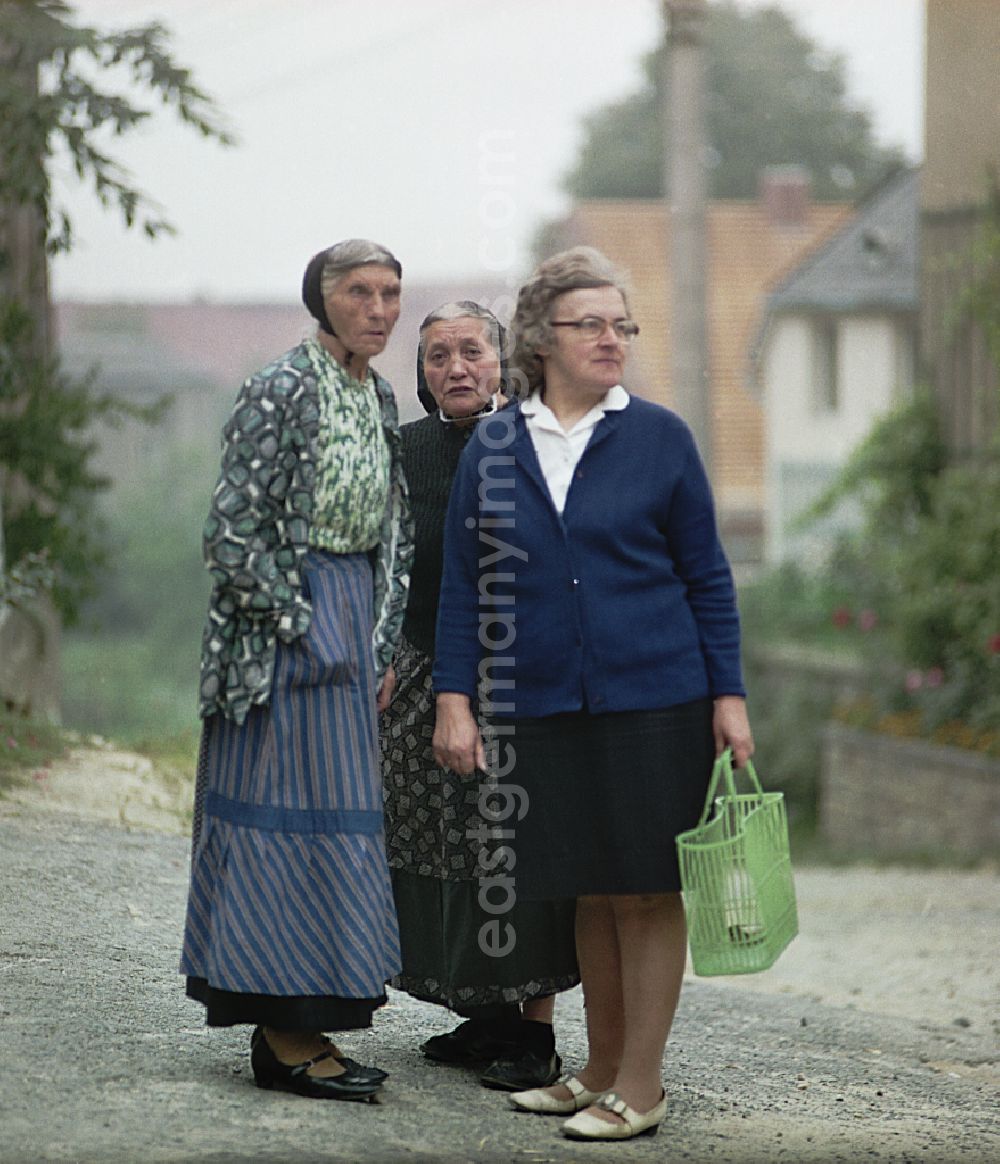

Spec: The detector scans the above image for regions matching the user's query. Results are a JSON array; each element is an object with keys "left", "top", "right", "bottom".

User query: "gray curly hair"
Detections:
[{"left": 510, "top": 246, "right": 631, "bottom": 395}]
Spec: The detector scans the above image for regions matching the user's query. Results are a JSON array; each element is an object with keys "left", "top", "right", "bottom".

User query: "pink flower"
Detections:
[
  {"left": 5, "top": 736, "right": 18, "bottom": 750},
  {"left": 988, "top": 634, "right": 1000, "bottom": 655},
  {"left": 904, "top": 670, "right": 923, "bottom": 693},
  {"left": 925, "top": 667, "right": 944, "bottom": 688},
  {"left": 831, "top": 607, "right": 853, "bottom": 629},
  {"left": 857, "top": 609, "right": 878, "bottom": 632}
]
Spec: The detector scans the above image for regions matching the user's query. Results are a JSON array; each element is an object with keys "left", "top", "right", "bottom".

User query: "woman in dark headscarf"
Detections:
[
  {"left": 381, "top": 301, "right": 579, "bottom": 1093},
  {"left": 181, "top": 239, "right": 412, "bottom": 1101}
]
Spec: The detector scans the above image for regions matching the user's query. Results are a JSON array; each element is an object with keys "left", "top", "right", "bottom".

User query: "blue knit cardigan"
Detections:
[{"left": 432, "top": 395, "right": 744, "bottom": 717}]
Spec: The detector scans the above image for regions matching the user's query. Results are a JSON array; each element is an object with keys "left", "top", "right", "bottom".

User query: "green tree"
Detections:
[
  {"left": 563, "top": 1, "right": 904, "bottom": 202},
  {"left": 0, "top": 299, "right": 168, "bottom": 620},
  {"left": 0, "top": 0, "right": 233, "bottom": 621},
  {"left": 0, "top": 0, "right": 234, "bottom": 252}
]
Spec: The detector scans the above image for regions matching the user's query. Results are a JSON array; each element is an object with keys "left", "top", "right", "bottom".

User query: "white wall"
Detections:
[{"left": 763, "top": 313, "right": 912, "bottom": 565}]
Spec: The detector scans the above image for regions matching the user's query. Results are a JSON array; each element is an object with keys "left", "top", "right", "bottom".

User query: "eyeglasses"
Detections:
[{"left": 549, "top": 316, "right": 640, "bottom": 343}]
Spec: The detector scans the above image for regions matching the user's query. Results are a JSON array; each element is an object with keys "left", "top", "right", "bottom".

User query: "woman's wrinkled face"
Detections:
[
  {"left": 322, "top": 263, "right": 402, "bottom": 358},
  {"left": 421, "top": 317, "right": 502, "bottom": 418}
]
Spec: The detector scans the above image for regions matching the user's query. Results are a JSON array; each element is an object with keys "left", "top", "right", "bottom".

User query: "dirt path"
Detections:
[
  {"left": 1, "top": 748, "right": 997, "bottom": 1163},
  {"left": 3, "top": 737, "right": 193, "bottom": 835},
  {"left": 8, "top": 742, "right": 998, "bottom": 1033}
]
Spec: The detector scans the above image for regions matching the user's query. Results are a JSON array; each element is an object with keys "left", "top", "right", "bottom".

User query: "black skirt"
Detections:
[
  {"left": 381, "top": 635, "right": 579, "bottom": 1010},
  {"left": 185, "top": 977, "right": 384, "bottom": 1031},
  {"left": 497, "top": 699, "right": 715, "bottom": 899}
]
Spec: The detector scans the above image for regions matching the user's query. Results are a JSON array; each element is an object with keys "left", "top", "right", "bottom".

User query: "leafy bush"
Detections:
[
  {"left": 884, "top": 458, "right": 1000, "bottom": 731},
  {"left": 752, "top": 390, "right": 1000, "bottom": 757},
  {"left": 740, "top": 649, "right": 838, "bottom": 830}
]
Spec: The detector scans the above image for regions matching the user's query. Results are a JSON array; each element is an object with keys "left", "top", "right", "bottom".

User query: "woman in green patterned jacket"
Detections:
[{"left": 180, "top": 239, "right": 412, "bottom": 1102}]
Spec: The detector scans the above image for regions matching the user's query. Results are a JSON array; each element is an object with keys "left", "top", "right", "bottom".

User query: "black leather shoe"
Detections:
[
  {"left": 420, "top": 1019, "right": 519, "bottom": 1066},
  {"left": 480, "top": 1049, "right": 562, "bottom": 1092},
  {"left": 251, "top": 1027, "right": 387, "bottom": 1085},
  {"left": 335, "top": 1055, "right": 389, "bottom": 1084},
  {"left": 250, "top": 1031, "right": 383, "bottom": 1101}
]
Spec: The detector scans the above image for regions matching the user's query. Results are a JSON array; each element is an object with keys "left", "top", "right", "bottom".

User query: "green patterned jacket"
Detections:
[{"left": 198, "top": 339, "right": 413, "bottom": 725}]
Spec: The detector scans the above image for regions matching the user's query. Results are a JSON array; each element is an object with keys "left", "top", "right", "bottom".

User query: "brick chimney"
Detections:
[{"left": 758, "top": 165, "right": 811, "bottom": 227}]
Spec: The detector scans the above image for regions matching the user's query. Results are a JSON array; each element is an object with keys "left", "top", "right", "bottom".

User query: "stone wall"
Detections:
[
  {"left": 821, "top": 723, "right": 1000, "bottom": 858},
  {"left": 0, "top": 598, "right": 61, "bottom": 723}
]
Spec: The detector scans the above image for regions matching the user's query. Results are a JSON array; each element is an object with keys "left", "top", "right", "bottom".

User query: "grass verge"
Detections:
[{"left": 0, "top": 717, "right": 72, "bottom": 794}]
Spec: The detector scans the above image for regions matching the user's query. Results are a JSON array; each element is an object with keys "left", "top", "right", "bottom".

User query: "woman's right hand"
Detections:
[{"left": 433, "top": 692, "right": 486, "bottom": 775}]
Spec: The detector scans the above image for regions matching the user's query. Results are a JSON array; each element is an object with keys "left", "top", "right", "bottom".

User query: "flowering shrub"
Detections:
[
  {"left": 746, "top": 392, "right": 1000, "bottom": 757},
  {"left": 743, "top": 202, "right": 1000, "bottom": 794},
  {"left": 876, "top": 454, "right": 1000, "bottom": 741}
]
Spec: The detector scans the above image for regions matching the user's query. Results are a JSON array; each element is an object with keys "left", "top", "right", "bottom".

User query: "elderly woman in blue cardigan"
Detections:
[{"left": 432, "top": 246, "right": 753, "bottom": 1142}]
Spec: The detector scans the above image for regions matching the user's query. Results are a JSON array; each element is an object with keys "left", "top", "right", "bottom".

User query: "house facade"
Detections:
[
  {"left": 921, "top": 0, "right": 1000, "bottom": 456},
  {"left": 751, "top": 168, "right": 920, "bottom": 565}
]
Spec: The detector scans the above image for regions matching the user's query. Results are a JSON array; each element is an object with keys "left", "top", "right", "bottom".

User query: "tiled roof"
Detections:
[{"left": 766, "top": 168, "right": 919, "bottom": 313}]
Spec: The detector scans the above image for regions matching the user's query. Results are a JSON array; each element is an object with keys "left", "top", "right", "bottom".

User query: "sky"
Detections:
[{"left": 49, "top": 0, "right": 925, "bottom": 303}]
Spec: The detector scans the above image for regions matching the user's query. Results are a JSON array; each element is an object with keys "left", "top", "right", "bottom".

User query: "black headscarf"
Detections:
[
  {"left": 302, "top": 249, "right": 335, "bottom": 335},
  {"left": 416, "top": 301, "right": 511, "bottom": 414}
]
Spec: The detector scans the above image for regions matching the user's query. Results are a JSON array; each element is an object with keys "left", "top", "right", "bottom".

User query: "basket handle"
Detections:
[{"left": 695, "top": 747, "right": 765, "bottom": 827}]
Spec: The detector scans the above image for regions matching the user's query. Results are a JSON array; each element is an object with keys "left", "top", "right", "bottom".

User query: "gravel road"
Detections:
[{"left": 1, "top": 796, "right": 997, "bottom": 1163}]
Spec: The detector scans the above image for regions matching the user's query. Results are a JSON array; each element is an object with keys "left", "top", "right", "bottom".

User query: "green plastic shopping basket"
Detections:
[{"left": 676, "top": 748, "right": 798, "bottom": 976}]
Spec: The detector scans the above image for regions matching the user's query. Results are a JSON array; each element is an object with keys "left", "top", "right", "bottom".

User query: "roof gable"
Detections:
[{"left": 767, "top": 168, "right": 920, "bottom": 314}]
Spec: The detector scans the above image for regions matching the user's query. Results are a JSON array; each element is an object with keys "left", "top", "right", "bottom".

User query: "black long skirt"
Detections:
[
  {"left": 499, "top": 699, "right": 715, "bottom": 900},
  {"left": 380, "top": 636, "right": 579, "bottom": 1012}
]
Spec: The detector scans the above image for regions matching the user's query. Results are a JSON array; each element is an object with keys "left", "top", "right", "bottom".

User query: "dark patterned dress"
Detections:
[{"left": 381, "top": 414, "right": 579, "bottom": 1012}]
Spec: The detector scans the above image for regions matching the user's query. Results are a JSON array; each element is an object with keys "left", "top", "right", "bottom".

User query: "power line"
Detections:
[{"left": 221, "top": 1, "right": 478, "bottom": 106}]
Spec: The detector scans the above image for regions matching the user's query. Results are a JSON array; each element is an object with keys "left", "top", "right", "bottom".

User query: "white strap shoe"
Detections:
[
  {"left": 508, "top": 1072, "right": 603, "bottom": 1115},
  {"left": 561, "top": 1089, "right": 668, "bottom": 1140}
]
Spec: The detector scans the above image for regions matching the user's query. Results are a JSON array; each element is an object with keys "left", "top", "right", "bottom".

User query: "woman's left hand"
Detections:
[
  {"left": 377, "top": 664, "right": 396, "bottom": 712},
  {"left": 713, "top": 695, "right": 754, "bottom": 768}
]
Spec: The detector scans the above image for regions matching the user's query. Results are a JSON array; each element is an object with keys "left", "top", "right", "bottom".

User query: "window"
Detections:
[
  {"left": 811, "top": 317, "right": 839, "bottom": 413},
  {"left": 893, "top": 321, "right": 916, "bottom": 400}
]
